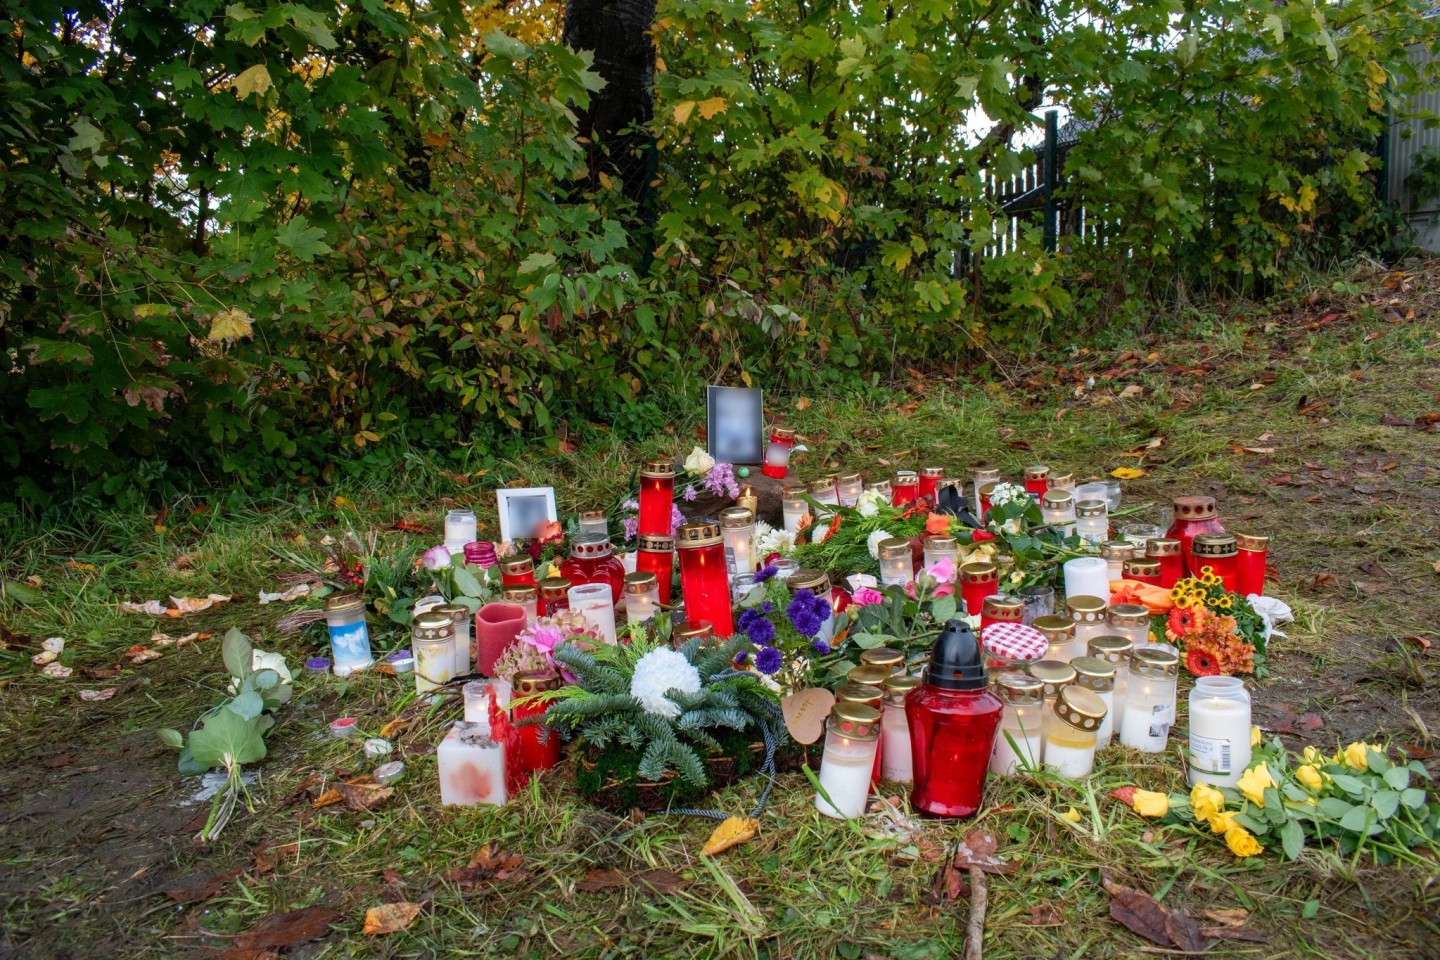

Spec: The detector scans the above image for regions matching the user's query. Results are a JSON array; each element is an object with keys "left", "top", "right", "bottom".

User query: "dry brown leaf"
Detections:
[
  {"left": 229, "top": 906, "right": 341, "bottom": 952},
  {"left": 1166, "top": 909, "right": 1209, "bottom": 953},
  {"left": 927, "top": 858, "right": 968, "bottom": 904},
  {"left": 362, "top": 901, "right": 424, "bottom": 936},
  {"left": 795, "top": 397, "right": 812, "bottom": 410},
  {"left": 1118, "top": 384, "right": 1144, "bottom": 399},
  {"left": 310, "top": 788, "right": 342, "bottom": 809},
  {"left": 252, "top": 840, "right": 299, "bottom": 875},
  {"left": 78, "top": 688, "right": 117, "bottom": 702},
  {"left": 1241, "top": 446, "right": 1276, "bottom": 455},
  {"left": 1028, "top": 903, "right": 1063, "bottom": 925},
  {"left": 336, "top": 783, "right": 393, "bottom": 812},
  {"left": 954, "top": 829, "right": 1015, "bottom": 875},
  {"left": 1201, "top": 925, "right": 1268, "bottom": 943},
  {"left": 701, "top": 816, "right": 759, "bottom": 856},
  {"left": 1202, "top": 908, "right": 1250, "bottom": 927},
  {"left": 165, "top": 867, "right": 240, "bottom": 904},
  {"left": 576, "top": 868, "right": 629, "bottom": 893},
  {"left": 632, "top": 869, "right": 689, "bottom": 895},
  {"left": 1104, "top": 878, "right": 1173, "bottom": 947},
  {"left": 448, "top": 845, "right": 527, "bottom": 887}
]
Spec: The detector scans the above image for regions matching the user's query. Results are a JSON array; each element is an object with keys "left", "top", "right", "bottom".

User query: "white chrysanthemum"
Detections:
[
  {"left": 866, "top": 529, "right": 895, "bottom": 559},
  {"left": 629, "top": 648, "right": 702, "bottom": 718},
  {"left": 754, "top": 522, "right": 797, "bottom": 559},
  {"left": 855, "top": 489, "right": 885, "bottom": 517},
  {"left": 989, "top": 482, "right": 1029, "bottom": 508}
]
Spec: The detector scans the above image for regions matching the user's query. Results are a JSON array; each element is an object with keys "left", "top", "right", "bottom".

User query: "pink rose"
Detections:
[
  {"left": 925, "top": 557, "right": 956, "bottom": 584},
  {"left": 851, "top": 587, "right": 886, "bottom": 606}
]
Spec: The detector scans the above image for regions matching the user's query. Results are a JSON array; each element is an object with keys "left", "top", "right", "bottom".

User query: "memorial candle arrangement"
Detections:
[
  {"left": 1192, "top": 533, "right": 1239, "bottom": 593},
  {"left": 676, "top": 519, "right": 734, "bottom": 637},
  {"left": 1146, "top": 538, "right": 1184, "bottom": 589},
  {"left": 836, "top": 472, "right": 864, "bottom": 507},
  {"left": 762, "top": 427, "right": 796, "bottom": 479},
  {"left": 1167, "top": 495, "right": 1225, "bottom": 576}
]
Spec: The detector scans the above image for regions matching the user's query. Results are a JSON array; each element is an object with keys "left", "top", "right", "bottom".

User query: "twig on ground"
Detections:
[{"left": 965, "top": 865, "right": 987, "bottom": 960}]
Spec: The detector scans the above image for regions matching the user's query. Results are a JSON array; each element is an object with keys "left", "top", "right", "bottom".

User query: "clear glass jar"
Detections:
[
  {"left": 434, "top": 603, "right": 471, "bottom": 677},
  {"left": 781, "top": 495, "right": 810, "bottom": 535},
  {"left": 816, "top": 703, "right": 881, "bottom": 819},
  {"left": 1107, "top": 603, "right": 1157, "bottom": 653},
  {"left": 577, "top": 510, "right": 609, "bottom": 539},
  {"left": 444, "top": 508, "right": 477, "bottom": 553},
  {"left": 1018, "top": 585, "right": 1055, "bottom": 625},
  {"left": 463, "top": 678, "right": 512, "bottom": 722},
  {"left": 1040, "top": 489, "right": 1076, "bottom": 536},
  {"left": 1100, "top": 541, "right": 1136, "bottom": 583},
  {"left": 923, "top": 535, "right": 960, "bottom": 571},
  {"left": 1119, "top": 648, "right": 1179, "bottom": 753},
  {"left": 1087, "top": 634, "right": 1133, "bottom": 731},
  {"left": 731, "top": 572, "right": 758, "bottom": 603},
  {"left": 411, "top": 611, "right": 455, "bottom": 694},
  {"left": 1120, "top": 523, "right": 1162, "bottom": 552},
  {"left": 1075, "top": 499, "right": 1109, "bottom": 546},
  {"left": 1044, "top": 686, "right": 1107, "bottom": 777},
  {"left": 836, "top": 472, "right": 864, "bottom": 507},
  {"left": 989, "top": 673, "right": 1044, "bottom": 777},
  {"left": 1033, "top": 615, "right": 1081, "bottom": 663},
  {"left": 623, "top": 571, "right": 661, "bottom": 627},
  {"left": 771, "top": 557, "right": 800, "bottom": 580},
  {"left": 1049, "top": 471, "right": 1074, "bottom": 493},
  {"left": 1188, "top": 676, "right": 1252, "bottom": 788},
  {"left": 864, "top": 479, "right": 892, "bottom": 501},
  {"left": 323, "top": 593, "right": 373, "bottom": 676},
  {"left": 878, "top": 537, "right": 914, "bottom": 588},
  {"left": 881, "top": 675, "right": 919, "bottom": 783},
  {"left": 808, "top": 477, "right": 839, "bottom": 509},
  {"left": 719, "top": 506, "right": 756, "bottom": 580},
  {"left": 1070, "top": 655, "right": 1116, "bottom": 748}
]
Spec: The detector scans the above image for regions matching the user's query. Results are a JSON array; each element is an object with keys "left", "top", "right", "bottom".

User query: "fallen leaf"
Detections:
[
  {"left": 1119, "top": 385, "right": 1145, "bottom": 399},
  {"left": 168, "top": 594, "right": 231, "bottom": 615},
  {"left": 120, "top": 599, "right": 169, "bottom": 616},
  {"left": 1028, "top": 903, "right": 1063, "bottom": 925},
  {"left": 1109, "top": 785, "right": 1137, "bottom": 806},
  {"left": 927, "top": 857, "right": 969, "bottom": 904},
  {"left": 954, "top": 828, "right": 1015, "bottom": 875},
  {"left": 390, "top": 520, "right": 433, "bottom": 534},
  {"left": 701, "top": 816, "right": 759, "bottom": 856},
  {"left": 80, "top": 664, "right": 122, "bottom": 680},
  {"left": 362, "top": 902, "right": 424, "bottom": 936},
  {"left": 258, "top": 583, "right": 314, "bottom": 605},
  {"left": 448, "top": 845, "right": 527, "bottom": 887},
  {"left": 1166, "top": 909, "right": 1209, "bottom": 953},
  {"left": 230, "top": 906, "right": 341, "bottom": 952},
  {"left": 1202, "top": 908, "right": 1250, "bottom": 927},
  {"left": 1416, "top": 412, "right": 1440, "bottom": 426},
  {"left": 41, "top": 662, "right": 73, "bottom": 679},
  {"left": 1241, "top": 446, "right": 1276, "bottom": 455},
  {"left": 127, "top": 646, "right": 163, "bottom": 664},
  {"left": 1110, "top": 467, "right": 1146, "bottom": 480},
  {"left": 336, "top": 783, "right": 393, "bottom": 812},
  {"left": 1296, "top": 712, "right": 1324, "bottom": 731},
  {"left": 41, "top": 752, "right": 76, "bottom": 768},
  {"left": 1380, "top": 414, "right": 1415, "bottom": 428},
  {"left": 1403, "top": 635, "right": 1432, "bottom": 651},
  {"left": 79, "top": 688, "right": 117, "bottom": 702},
  {"left": 1104, "top": 878, "right": 1173, "bottom": 947},
  {"left": 632, "top": 869, "right": 689, "bottom": 895},
  {"left": 165, "top": 868, "right": 241, "bottom": 904},
  {"left": 1311, "top": 573, "right": 1339, "bottom": 587},
  {"left": 576, "top": 868, "right": 629, "bottom": 893},
  {"left": 252, "top": 840, "right": 299, "bottom": 875},
  {"left": 795, "top": 397, "right": 812, "bottom": 410},
  {"left": 1201, "top": 925, "right": 1268, "bottom": 943},
  {"left": 310, "top": 788, "right": 342, "bottom": 809}
]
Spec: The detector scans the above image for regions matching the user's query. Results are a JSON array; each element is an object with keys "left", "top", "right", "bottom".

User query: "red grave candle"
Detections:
[
  {"left": 959, "top": 561, "right": 999, "bottom": 617},
  {"left": 918, "top": 467, "right": 944, "bottom": 503},
  {"left": 1167, "top": 496, "right": 1226, "bottom": 577},
  {"left": 980, "top": 594, "right": 1024, "bottom": 632},
  {"left": 508, "top": 669, "right": 562, "bottom": 791},
  {"left": 1191, "top": 533, "right": 1239, "bottom": 593},
  {"left": 499, "top": 557, "right": 536, "bottom": 588},
  {"left": 1145, "top": 538, "right": 1184, "bottom": 589},
  {"left": 635, "top": 534, "right": 675, "bottom": 606},
  {"left": 1024, "top": 465, "right": 1050, "bottom": 497},
  {"left": 676, "top": 520, "right": 734, "bottom": 638},
  {"left": 892, "top": 471, "right": 920, "bottom": 506},
  {"left": 1122, "top": 558, "right": 1163, "bottom": 587},
  {"left": 978, "top": 481, "right": 998, "bottom": 519},
  {"left": 637, "top": 459, "right": 676, "bottom": 537},
  {"left": 762, "top": 427, "right": 796, "bottom": 480},
  {"left": 536, "top": 577, "right": 571, "bottom": 615},
  {"left": 1235, "top": 533, "right": 1269, "bottom": 597},
  {"left": 906, "top": 621, "right": 1002, "bottom": 818},
  {"left": 560, "top": 534, "right": 626, "bottom": 603}
]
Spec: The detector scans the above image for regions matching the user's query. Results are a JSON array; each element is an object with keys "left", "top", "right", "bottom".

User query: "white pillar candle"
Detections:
[
  {"left": 1063, "top": 557, "right": 1110, "bottom": 601},
  {"left": 438, "top": 720, "right": 507, "bottom": 806},
  {"left": 1187, "top": 677, "right": 1252, "bottom": 788},
  {"left": 569, "top": 583, "right": 617, "bottom": 644}
]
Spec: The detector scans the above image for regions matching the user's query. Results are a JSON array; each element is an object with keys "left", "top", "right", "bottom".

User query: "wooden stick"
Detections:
[{"left": 964, "top": 866, "right": 987, "bottom": 960}]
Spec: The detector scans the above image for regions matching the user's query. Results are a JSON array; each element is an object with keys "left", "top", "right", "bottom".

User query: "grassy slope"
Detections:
[{"left": 1, "top": 259, "right": 1438, "bottom": 959}]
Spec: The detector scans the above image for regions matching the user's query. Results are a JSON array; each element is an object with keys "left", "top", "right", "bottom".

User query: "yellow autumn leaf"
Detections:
[
  {"left": 363, "top": 901, "right": 424, "bottom": 936},
  {"left": 672, "top": 100, "right": 697, "bottom": 124},
  {"left": 697, "top": 97, "right": 728, "bottom": 119},
  {"left": 701, "top": 816, "right": 759, "bottom": 856},
  {"left": 1110, "top": 467, "right": 1146, "bottom": 480},
  {"left": 207, "top": 308, "right": 254, "bottom": 341},
  {"left": 231, "top": 63, "right": 273, "bottom": 100}
]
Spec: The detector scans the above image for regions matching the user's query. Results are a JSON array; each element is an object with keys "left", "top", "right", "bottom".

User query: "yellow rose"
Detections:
[
  {"left": 1295, "top": 764, "right": 1324, "bottom": 792},
  {"left": 1132, "top": 789, "right": 1170, "bottom": 818},
  {"left": 544, "top": 562, "right": 562, "bottom": 580},
  {"left": 1341, "top": 742, "right": 1373, "bottom": 771},
  {"left": 1224, "top": 825, "right": 1264, "bottom": 858},
  {"left": 1060, "top": 806, "right": 1082, "bottom": 823},
  {"left": 1303, "top": 746, "right": 1324, "bottom": 764},
  {"left": 1251, "top": 726, "right": 1262, "bottom": 748},
  {"left": 1191, "top": 783, "right": 1225, "bottom": 823},
  {"left": 1237, "top": 763, "right": 1276, "bottom": 807},
  {"left": 1208, "top": 810, "right": 1240, "bottom": 834}
]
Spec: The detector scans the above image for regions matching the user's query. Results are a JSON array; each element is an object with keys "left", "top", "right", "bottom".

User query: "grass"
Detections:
[{"left": 2, "top": 258, "right": 1440, "bottom": 958}]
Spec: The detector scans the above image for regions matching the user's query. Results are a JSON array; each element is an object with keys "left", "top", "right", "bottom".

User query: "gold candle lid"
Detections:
[
  {"left": 1065, "top": 595, "right": 1107, "bottom": 622},
  {"left": 640, "top": 459, "right": 676, "bottom": 479},
  {"left": 569, "top": 534, "right": 614, "bottom": 560},
  {"left": 1040, "top": 489, "right": 1074, "bottom": 508},
  {"left": 1173, "top": 495, "right": 1217, "bottom": 520},
  {"left": 1099, "top": 541, "right": 1136, "bottom": 561},
  {"left": 864, "top": 479, "right": 892, "bottom": 496},
  {"left": 672, "top": 620, "right": 714, "bottom": 641},
  {"left": 537, "top": 576, "right": 572, "bottom": 598},
  {"left": 882, "top": 674, "right": 920, "bottom": 704},
  {"left": 981, "top": 595, "right": 1024, "bottom": 620},
  {"left": 861, "top": 647, "right": 906, "bottom": 672},
  {"left": 973, "top": 467, "right": 1001, "bottom": 483},
  {"left": 580, "top": 509, "right": 606, "bottom": 524},
  {"left": 1131, "top": 647, "right": 1180, "bottom": 678},
  {"left": 1071, "top": 655, "right": 1116, "bottom": 692},
  {"left": 1107, "top": 603, "right": 1150, "bottom": 628},
  {"left": 325, "top": 592, "right": 365, "bottom": 613},
  {"left": 501, "top": 584, "right": 538, "bottom": 603},
  {"left": 1054, "top": 685, "right": 1108, "bottom": 731},
  {"left": 828, "top": 702, "right": 881, "bottom": 740},
  {"left": 1026, "top": 659, "right": 1078, "bottom": 696},
  {"left": 719, "top": 506, "right": 755, "bottom": 528},
  {"left": 836, "top": 472, "right": 862, "bottom": 486},
  {"left": 807, "top": 478, "right": 837, "bottom": 496},
  {"left": 834, "top": 682, "right": 884, "bottom": 709},
  {"left": 847, "top": 664, "right": 892, "bottom": 687},
  {"left": 782, "top": 482, "right": 807, "bottom": 496},
  {"left": 1193, "top": 533, "right": 1238, "bottom": 558},
  {"left": 501, "top": 556, "right": 535, "bottom": 576},
  {"left": 1075, "top": 499, "right": 1108, "bottom": 518},
  {"left": 1088, "top": 634, "right": 1134, "bottom": 662},
  {"left": 995, "top": 672, "right": 1045, "bottom": 705},
  {"left": 411, "top": 610, "right": 455, "bottom": 640},
  {"left": 925, "top": 535, "right": 959, "bottom": 551},
  {"left": 770, "top": 427, "right": 796, "bottom": 441},
  {"left": 1024, "top": 465, "right": 1050, "bottom": 480},
  {"left": 1146, "top": 537, "right": 1181, "bottom": 557},
  {"left": 1033, "top": 615, "right": 1076, "bottom": 640},
  {"left": 513, "top": 669, "right": 561, "bottom": 695},
  {"left": 1050, "top": 471, "right": 1074, "bottom": 487},
  {"left": 878, "top": 537, "right": 912, "bottom": 561},
  {"left": 623, "top": 571, "right": 658, "bottom": 594},
  {"left": 1235, "top": 532, "right": 1270, "bottom": 551},
  {"left": 920, "top": 467, "right": 945, "bottom": 479},
  {"left": 787, "top": 568, "right": 831, "bottom": 593},
  {"left": 978, "top": 481, "right": 999, "bottom": 498},
  {"left": 893, "top": 470, "right": 919, "bottom": 486},
  {"left": 637, "top": 534, "right": 675, "bottom": 552},
  {"left": 1124, "top": 558, "right": 1161, "bottom": 577},
  {"left": 675, "top": 519, "right": 722, "bottom": 549},
  {"left": 434, "top": 603, "right": 467, "bottom": 623},
  {"left": 960, "top": 561, "right": 998, "bottom": 584}
]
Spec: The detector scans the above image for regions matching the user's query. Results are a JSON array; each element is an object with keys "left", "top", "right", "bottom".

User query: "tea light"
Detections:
[
  {"left": 329, "top": 717, "right": 360, "bottom": 738},
  {"left": 719, "top": 506, "right": 756, "bottom": 580},
  {"left": 1075, "top": 499, "right": 1108, "bottom": 546},
  {"left": 577, "top": 510, "right": 609, "bottom": 539},
  {"left": 1040, "top": 489, "right": 1076, "bottom": 536},
  {"left": 568, "top": 582, "right": 617, "bottom": 643}
]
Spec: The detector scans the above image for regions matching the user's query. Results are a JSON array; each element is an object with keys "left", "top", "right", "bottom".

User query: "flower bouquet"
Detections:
[
  {"left": 491, "top": 609, "right": 600, "bottom": 685},
  {"left": 731, "top": 566, "right": 840, "bottom": 692},
  {"left": 1120, "top": 735, "right": 1440, "bottom": 866},
  {"left": 821, "top": 559, "right": 968, "bottom": 680},
  {"left": 530, "top": 633, "right": 786, "bottom": 811},
  {"left": 1161, "top": 568, "right": 1270, "bottom": 677}
]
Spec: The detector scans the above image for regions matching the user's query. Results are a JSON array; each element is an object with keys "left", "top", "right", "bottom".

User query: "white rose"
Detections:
[
  {"left": 683, "top": 446, "right": 715, "bottom": 474},
  {"left": 1002, "top": 518, "right": 1022, "bottom": 535},
  {"left": 856, "top": 489, "right": 884, "bottom": 518},
  {"left": 866, "top": 529, "right": 894, "bottom": 559}
]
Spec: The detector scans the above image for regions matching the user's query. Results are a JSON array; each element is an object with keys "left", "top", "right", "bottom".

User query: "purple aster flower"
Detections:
[
  {"left": 761, "top": 601, "right": 774, "bottom": 614},
  {"left": 733, "top": 650, "right": 749, "bottom": 666},
  {"left": 746, "top": 618, "right": 776, "bottom": 647},
  {"left": 621, "top": 498, "right": 639, "bottom": 512},
  {"left": 736, "top": 607, "right": 762, "bottom": 631},
  {"left": 621, "top": 516, "right": 639, "bottom": 541},
  {"left": 754, "top": 646, "right": 783, "bottom": 675},
  {"left": 669, "top": 504, "right": 685, "bottom": 535},
  {"left": 811, "top": 640, "right": 832, "bottom": 655},
  {"left": 682, "top": 484, "right": 698, "bottom": 502},
  {"left": 790, "top": 608, "right": 823, "bottom": 637},
  {"left": 754, "top": 565, "right": 778, "bottom": 583}
]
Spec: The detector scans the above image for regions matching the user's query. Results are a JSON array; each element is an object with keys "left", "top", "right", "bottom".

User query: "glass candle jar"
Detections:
[
  {"left": 1018, "top": 585, "right": 1055, "bottom": 625},
  {"left": 463, "top": 678, "right": 511, "bottom": 723},
  {"left": 1088, "top": 634, "right": 1133, "bottom": 730},
  {"left": 1075, "top": 499, "right": 1109, "bottom": 546},
  {"left": 788, "top": 568, "right": 834, "bottom": 645},
  {"left": 1145, "top": 538, "right": 1184, "bottom": 589},
  {"left": 816, "top": 703, "right": 882, "bottom": 819},
  {"left": 989, "top": 673, "right": 1045, "bottom": 776},
  {"left": 1120, "top": 523, "right": 1163, "bottom": 552},
  {"left": 509, "top": 669, "right": 562, "bottom": 788},
  {"left": 862, "top": 646, "right": 907, "bottom": 675},
  {"left": 1234, "top": 533, "right": 1269, "bottom": 597},
  {"left": 623, "top": 571, "right": 661, "bottom": 627},
  {"left": 1167, "top": 495, "right": 1226, "bottom": 577},
  {"left": 1062, "top": 556, "right": 1110, "bottom": 601},
  {"left": 1100, "top": 541, "right": 1136, "bottom": 584},
  {"left": 560, "top": 533, "right": 627, "bottom": 604},
  {"left": 568, "top": 582, "right": 617, "bottom": 644},
  {"left": 1119, "top": 557, "right": 1159, "bottom": 585},
  {"left": 1028, "top": 658, "right": 1078, "bottom": 757},
  {"left": 1023, "top": 465, "right": 1050, "bottom": 497},
  {"left": 501, "top": 585, "right": 539, "bottom": 624},
  {"left": 836, "top": 472, "right": 864, "bottom": 507},
  {"left": 464, "top": 541, "right": 498, "bottom": 569},
  {"left": 637, "top": 459, "right": 676, "bottom": 538},
  {"left": 537, "top": 576, "right": 572, "bottom": 615},
  {"left": 731, "top": 572, "right": 758, "bottom": 603},
  {"left": 444, "top": 508, "right": 478, "bottom": 554},
  {"left": 435, "top": 603, "right": 471, "bottom": 677},
  {"left": 918, "top": 467, "right": 945, "bottom": 502},
  {"left": 411, "top": 610, "right": 456, "bottom": 694},
  {"left": 1040, "top": 489, "right": 1076, "bottom": 536},
  {"left": 1187, "top": 676, "right": 1253, "bottom": 788},
  {"left": 1070, "top": 655, "right": 1117, "bottom": 748},
  {"left": 980, "top": 595, "right": 1024, "bottom": 632},
  {"left": 323, "top": 593, "right": 374, "bottom": 677},
  {"left": 881, "top": 675, "right": 920, "bottom": 782},
  {"left": 977, "top": 481, "right": 998, "bottom": 519},
  {"left": 1049, "top": 471, "right": 1075, "bottom": 493},
  {"left": 892, "top": 470, "right": 920, "bottom": 506},
  {"left": 972, "top": 468, "right": 1000, "bottom": 517},
  {"left": 1033, "top": 616, "right": 1082, "bottom": 663},
  {"left": 635, "top": 534, "right": 675, "bottom": 606},
  {"left": 500, "top": 557, "right": 536, "bottom": 588},
  {"left": 864, "top": 479, "right": 893, "bottom": 502},
  {"left": 1065, "top": 595, "right": 1108, "bottom": 656},
  {"left": 906, "top": 621, "right": 1003, "bottom": 818},
  {"left": 1119, "top": 648, "right": 1179, "bottom": 753},
  {"left": 1192, "top": 533, "right": 1240, "bottom": 593},
  {"left": 879, "top": 538, "right": 915, "bottom": 588},
  {"left": 576, "top": 510, "right": 608, "bottom": 540},
  {"left": 762, "top": 427, "right": 796, "bottom": 479},
  {"left": 676, "top": 519, "right": 734, "bottom": 638},
  {"left": 808, "top": 477, "right": 840, "bottom": 512},
  {"left": 1043, "top": 686, "right": 1107, "bottom": 777},
  {"left": 1106, "top": 602, "right": 1155, "bottom": 652},
  {"left": 923, "top": 536, "right": 960, "bottom": 570},
  {"left": 671, "top": 620, "right": 714, "bottom": 647},
  {"left": 771, "top": 557, "right": 799, "bottom": 580},
  {"left": 719, "top": 506, "right": 756, "bottom": 580},
  {"left": 959, "top": 561, "right": 999, "bottom": 616},
  {"left": 781, "top": 494, "right": 810, "bottom": 536},
  {"left": 980, "top": 621, "right": 1048, "bottom": 675}
]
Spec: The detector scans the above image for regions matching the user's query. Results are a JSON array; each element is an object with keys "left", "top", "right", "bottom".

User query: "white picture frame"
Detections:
[
  {"left": 496, "top": 487, "right": 559, "bottom": 542},
  {"left": 706, "top": 385, "right": 765, "bottom": 465}
]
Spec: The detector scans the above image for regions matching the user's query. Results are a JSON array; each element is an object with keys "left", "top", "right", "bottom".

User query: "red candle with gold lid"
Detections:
[
  {"left": 1234, "top": 533, "right": 1269, "bottom": 597},
  {"left": 892, "top": 470, "right": 920, "bottom": 506},
  {"left": 676, "top": 519, "right": 733, "bottom": 638},
  {"left": 560, "top": 534, "right": 626, "bottom": 603},
  {"left": 959, "top": 561, "right": 999, "bottom": 617},
  {"left": 537, "top": 576, "right": 571, "bottom": 615},
  {"left": 1145, "top": 537, "right": 1184, "bottom": 589},
  {"left": 500, "top": 557, "right": 536, "bottom": 588},
  {"left": 1192, "top": 533, "right": 1240, "bottom": 593},
  {"left": 637, "top": 460, "right": 676, "bottom": 538},
  {"left": 1166, "top": 496, "right": 1226, "bottom": 577},
  {"left": 918, "top": 467, "right": 945, "bottom": 502},
  {"left": 635, "top": 534, "right": 675, "bottom": 606},
  {"left": 509, "top": 669, "right": 562, "bottom": 790},
  {"left": 1023, "top": 465, "right": 1050, "bottom": 497},
  {"left": 980, "top": 594, "right": 1024, "bottom": 632}
]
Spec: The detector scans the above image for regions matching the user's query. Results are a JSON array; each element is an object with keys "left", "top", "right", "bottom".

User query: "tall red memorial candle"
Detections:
[
  {"left": 676, "top": 519, "right": 734, "bottom": 638},
  {"left": 906, "top": 620, "right": 1002, "bottom": 818},
  {"left": 1145, "top": 538, "right": 1184, "bottom": 590},
  {"left": 762, "top": 427, "right": 796, "bottom": 480},
  {"left": 959, "top": 561, "right": 999, "bottom": 617},
  {"left": 892, "top": 471, "right": 920, "bottom": 506},
  {"left": 509, "top": 669, "right": 561, "bottom": 790},
  {"left": 537, "top": 577, "right": 571, "bottom": 615},
  {"left": 1167, "top": 496, "right": 1225, "bottom": 577},
  {"left": 1191, "top": 533, "right": 1239, "bottom": 593},
  {"left": 1234, "top": 533, "right": 1269, "bottom": 597},
  {"left": 635, "top": 534, "right": 675, "bottom": 606},
  {"left": 918, "top": 467, "right": 944, "bottom": 503},
  {"left": 637, "top": 459, "right": 675, "bottom": 538}
]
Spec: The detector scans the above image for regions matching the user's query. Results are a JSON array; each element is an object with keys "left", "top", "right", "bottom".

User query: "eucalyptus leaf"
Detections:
[
  {"left": 188, "top": 708, "right": 266, "bottom": 769},
  {"left": 851, "top": 632, "right": 893, "bottom": 650},
  {"left": 252, "top": 668, "right": 279, "bottom": 690},
  {"left": 222, "top": 627, "right": 254, "bottom": 679}
]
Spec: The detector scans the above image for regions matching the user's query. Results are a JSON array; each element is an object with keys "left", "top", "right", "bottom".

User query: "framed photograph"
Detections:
[
  {"left": 706, "top": 386, "right": 764, "bottom": 465},
  {"left": 496, "top": 487, "right": 559, "bottom": 542}
]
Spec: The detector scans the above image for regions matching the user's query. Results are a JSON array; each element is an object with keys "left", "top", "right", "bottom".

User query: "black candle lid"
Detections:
[{"left": 924, "top": 620, "right": 987, "bottom": 691}]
